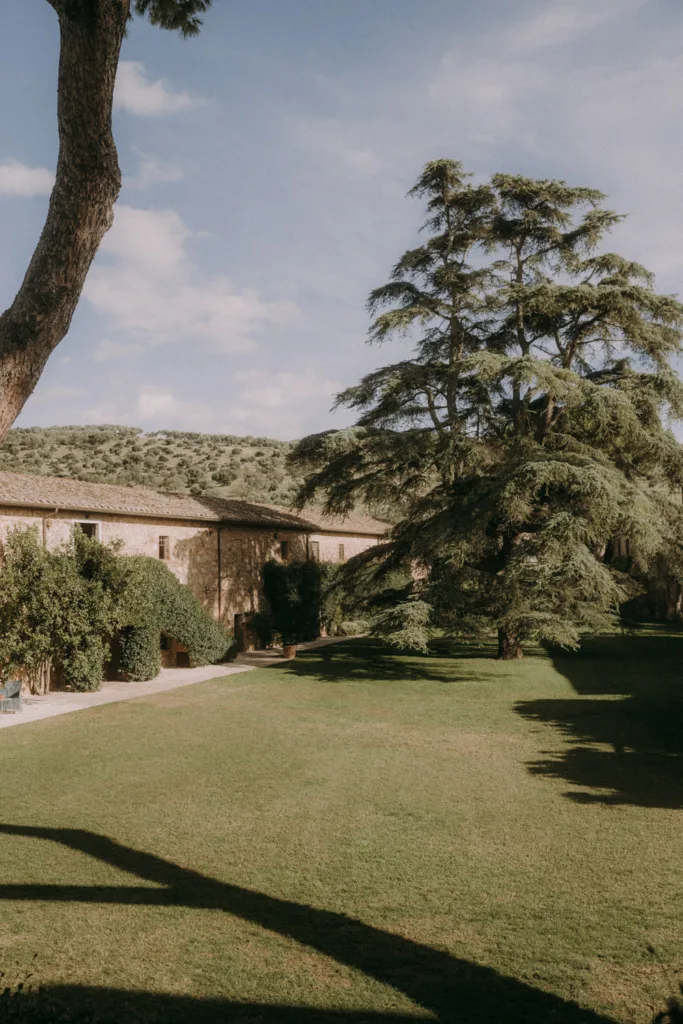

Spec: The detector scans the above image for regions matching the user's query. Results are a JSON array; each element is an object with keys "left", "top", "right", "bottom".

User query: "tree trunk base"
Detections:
[{"left": 497, "top": 629, "right": 523, "bottom": 660}]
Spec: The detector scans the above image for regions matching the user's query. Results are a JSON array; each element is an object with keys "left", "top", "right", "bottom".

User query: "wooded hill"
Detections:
[{"left": 0, "top": 426, "right": 302, "bottom": 506}]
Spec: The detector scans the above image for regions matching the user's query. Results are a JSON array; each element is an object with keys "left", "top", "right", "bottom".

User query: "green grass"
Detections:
[{"left": 0, "top": 633, "right": 681, "bottom": 1022}]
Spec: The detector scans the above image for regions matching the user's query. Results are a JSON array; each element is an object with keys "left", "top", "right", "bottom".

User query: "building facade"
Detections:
[{"left": 0, "top": 472, "right": 387, "bottom": 635}]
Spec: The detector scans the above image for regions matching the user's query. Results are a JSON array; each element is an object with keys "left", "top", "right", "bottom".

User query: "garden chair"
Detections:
[{"left": 0, "top": 679, "right": 23, "bottom": 713}]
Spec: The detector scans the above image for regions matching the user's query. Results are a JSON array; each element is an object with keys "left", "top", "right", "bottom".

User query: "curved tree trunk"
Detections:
[
  {"left": 497, "top": 627, "right": 523, "bottom": 661},
  {"left": 0, "top": 0, "right": 128, "bottom": 442}
]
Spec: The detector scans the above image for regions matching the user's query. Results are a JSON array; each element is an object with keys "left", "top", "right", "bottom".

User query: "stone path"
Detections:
[{"left": 0, "top": 636, "right": 350, "bottom": 731}]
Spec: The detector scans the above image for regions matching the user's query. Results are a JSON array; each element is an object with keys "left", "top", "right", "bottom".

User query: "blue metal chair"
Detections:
[{"left": 0, "top": 679, "right": 22, "bottom": 713}]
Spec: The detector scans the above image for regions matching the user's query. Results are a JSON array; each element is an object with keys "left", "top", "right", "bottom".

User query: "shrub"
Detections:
[
  {"left": 247, "top": 610, "right": 276, "bottom": 648},
  {"left": 262, "top": 560, "right": 322, "bottom": 644},
  {"left": 0, "top": 527, "right": 130, "bottom": 693},
  {"left": 123, "top": 557, "right": 231, "bottom": 666},
  {"left": 118, "top": 624, "right": 161, "bottom": 681},
  {"left": 339, "top": 619, "right": 370, "bottom": 636}
]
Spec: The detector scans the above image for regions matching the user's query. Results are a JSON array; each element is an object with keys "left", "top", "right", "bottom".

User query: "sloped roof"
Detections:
[
  {"left": 0, "top": 470, "right": 389, "bottom": 535},
  {"left": 273, "top": 505, "right": 389, "bottom": 537},
  {"left": 0, "top": 471, "right": 314, "bottom": 530}
]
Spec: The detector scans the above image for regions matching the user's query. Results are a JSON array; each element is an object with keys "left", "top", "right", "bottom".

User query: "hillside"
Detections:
[{"left": 0, "top": 425, "right": 303, "bottom": 506}]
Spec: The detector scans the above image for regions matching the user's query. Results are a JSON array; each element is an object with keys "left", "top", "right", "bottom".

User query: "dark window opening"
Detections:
[
  {"left": 280, "top": 540, "right": 289, "bottom": 560},
  {"left": 309, "top": 540, "right": 320, "bottom": 561},
  {"left": 75, "top": 521, "right": 98, "bottom": 540},
  {"left": 338, "top": 543, "right": 345, "bottom": 562},
  {"left": 160, "top": 635, "right": 171, "bottom": 651},
  {"left": 159, "top": 535, "right": 170, "bottom": 560}
]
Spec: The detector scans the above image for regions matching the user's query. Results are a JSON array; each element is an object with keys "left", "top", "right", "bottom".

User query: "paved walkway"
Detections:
[{"left": 0, "top": 636, "right": 350, "bottom": 731}]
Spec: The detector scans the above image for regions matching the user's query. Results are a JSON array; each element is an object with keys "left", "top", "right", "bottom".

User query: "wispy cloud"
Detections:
[
  {"left": 84, "top": 205, "right": 299, "bottom": 352},
  {"left": 124, "top": 155, "right": 185, "bottom": 190},
  {"left": 114, "top": 61, "right": 203, "bottom": 116},
  {"left": 132, "top": 369, "right": 340, "bottom": 437},
  {"left": 0, "top": 159, "right": 54, "bottom": 196},
  {"left": 92, "top": 339, "right": 145, "bottom": 363}
]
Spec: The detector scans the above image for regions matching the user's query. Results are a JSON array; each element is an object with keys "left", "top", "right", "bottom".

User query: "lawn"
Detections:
[{"left": 0, "top": 632, "right": 681, "bottom": 1023}]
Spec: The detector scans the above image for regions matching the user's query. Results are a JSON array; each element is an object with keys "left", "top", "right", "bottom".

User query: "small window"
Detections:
[
  {"left": 280, "top": 540, "right": 289, "bottom": 560},
  {"left": 309, "top": 540, "right": 320, "bottom": 561},
  {"left": 74, "top": 521, "right": 99, "bottom": 540},
  {"left": 338, "top": 543, "right": 345, "bottom": 562},
  {"left": 159, "top": 536, "right": 170, "bottom": 560}
]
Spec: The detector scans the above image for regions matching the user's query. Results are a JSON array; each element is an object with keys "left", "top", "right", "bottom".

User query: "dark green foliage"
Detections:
[
  {"left": 0, "top": 528, "right": 130, "bottom": 692},
  {"left": 124, "top": 557, "right": 230, "bottom": 666},
  {"left": 247, "top": 610, "right": 276, "bottom": 648},
  {"left": 291, "top": 160, "right": 683, "bottom": 657},
  {"left": 132, "top": 0, "right": 212, "bottom": 37},
  {"left": 318, "top": 555, "right": 413, "bottom": 638},
  {"left": 262, "top": 560, "right": 322, "bottom": 644},
  {"left": 0, "top": 426, "right": 302, "bottom": 507},
  {"left": 118, "top": 625, "right": 161, "bottom": 682}
]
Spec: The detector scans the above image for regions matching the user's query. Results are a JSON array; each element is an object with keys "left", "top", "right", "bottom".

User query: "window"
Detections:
[
  {"left": 280, "top": 540, "right": 289, "bottom": 560},
  {"left": 309, "top": 540, "right": 320, "bottom": 561},
  {"left": 338, "top": 543, "right": 345, "bottom": 562},
  {"left": 159, "top": 535, "right": 170, "bottom": 560},
  {"left": 74, "top": 521, "right": 99, "bottom": 540}
]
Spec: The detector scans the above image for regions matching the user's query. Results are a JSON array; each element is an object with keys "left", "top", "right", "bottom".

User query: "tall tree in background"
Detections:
[
  {"left": 291, "top": 160, "right": 683, "bottom": 658},
  {"left": 0, "top": 0, "right": 212, "bottom": 443}
]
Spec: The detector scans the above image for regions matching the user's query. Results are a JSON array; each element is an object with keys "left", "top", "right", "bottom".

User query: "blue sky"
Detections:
[{"left": 1, "top": 0, "right": 682, "bottom": 439}]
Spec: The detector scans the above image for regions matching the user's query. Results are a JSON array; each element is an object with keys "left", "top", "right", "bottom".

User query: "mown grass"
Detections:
[{"left": 0, "top": 633, "right": 681, "bottom": 1022}]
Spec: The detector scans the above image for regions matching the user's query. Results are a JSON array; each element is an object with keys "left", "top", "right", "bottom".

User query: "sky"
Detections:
[{"left": 1, "top": 0, "right": 682, "bottom": 440}]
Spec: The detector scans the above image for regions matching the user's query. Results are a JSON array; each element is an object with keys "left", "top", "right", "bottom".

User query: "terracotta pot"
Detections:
[{"left": 282, "top": 644, "right": 297, "bottom": 660}]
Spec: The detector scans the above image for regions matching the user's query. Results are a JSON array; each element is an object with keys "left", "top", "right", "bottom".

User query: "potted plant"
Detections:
[{"left": 262, "top": 560, "right": 322, "bottom": 662}]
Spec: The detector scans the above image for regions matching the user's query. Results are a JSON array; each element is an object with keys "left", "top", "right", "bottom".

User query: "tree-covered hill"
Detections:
[{"left": 0, "top": 425, "right": 302, "bottom": 506}]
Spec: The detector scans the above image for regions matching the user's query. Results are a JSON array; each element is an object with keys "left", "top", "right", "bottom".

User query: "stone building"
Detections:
[{"left": 0, "top": 471, "right": 387, "bottom": 638}]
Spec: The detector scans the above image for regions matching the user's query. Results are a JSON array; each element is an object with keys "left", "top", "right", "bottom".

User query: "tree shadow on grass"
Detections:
[
  {"left": 270, "top": 638, "right": 542, "bottom": 686},
  {"left": 515, "top": 632, "right": 683, "bottom": 808},
  {"left": 0, "top": 824, "right": 614, "bottom": 1024}
]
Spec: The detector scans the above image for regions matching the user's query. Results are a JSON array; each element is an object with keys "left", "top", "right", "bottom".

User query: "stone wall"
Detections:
[
  {"left": 308, "top": 532, "right": 381, "bottom": 564},
  {"left": 0, "top": 507, "right": 309, "bottom": 630},
  {"left": 0, "top": 508, "right": 382, "bottom": 637}
]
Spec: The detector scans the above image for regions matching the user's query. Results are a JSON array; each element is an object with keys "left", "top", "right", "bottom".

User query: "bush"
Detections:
[
  {"left": 118, "top": 624, "right": 161, "bottom": 681},
  {"left": 0, "top": 527, "right": 130, "bottom": 693},
  {"left": 123, "top": 557, "right": 231, "bottom": 666},
  {"left": 339, "top": 619, "right": 370, "bottom": 636},
  {"left": 247, "top": 610, "right": 276, "bottom": 648},
  {"left": 262, "top": 560, "right": 322, "bottom": 644}
]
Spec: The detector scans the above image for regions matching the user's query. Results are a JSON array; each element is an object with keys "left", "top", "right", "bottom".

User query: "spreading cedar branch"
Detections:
[
  {"left": 0, "top": 1, "right": 212, "bottom": 443},
  {"left": 290, "top": 159, "right": 683, "bottom": 658}
]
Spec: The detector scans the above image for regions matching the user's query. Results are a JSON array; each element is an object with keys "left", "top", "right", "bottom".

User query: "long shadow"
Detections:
[
  {"left": 515, "top": 631, "right": 683, "bottom": 808},
  {"left": 271, "top": 638, "right": 535, "bottom": 685},
  {"left": 0, "top": 824, "right": 614, "bottom": 1024}
]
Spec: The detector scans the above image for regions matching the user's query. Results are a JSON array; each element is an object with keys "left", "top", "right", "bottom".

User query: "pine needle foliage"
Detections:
[
  {"left": 131, "top": 0, "right": 212, "bottom": 37},
  {"left": 290, "top": 160, "right": 683, "bottom": 658}
]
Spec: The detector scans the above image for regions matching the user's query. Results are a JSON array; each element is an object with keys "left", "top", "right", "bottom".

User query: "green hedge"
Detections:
[
  {"left": 122, "top": 557, "right": 231, "bottom": 670},
  {"left": 262, "top": 560, "right": 322, "bottom": 644},
  {"left": 118, "top": 624, "right": 161, "bottom": 681}
]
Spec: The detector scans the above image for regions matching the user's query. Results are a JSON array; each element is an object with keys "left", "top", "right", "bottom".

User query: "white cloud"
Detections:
[
  {"left": 503, "top": 0, "right": 651, "bottom": 54},
  {"left": 93, "top": 339, "right": 144, "bottom": 362},
  {"left": 290, "top": 117, "right": 381, "bottom": 175},
  {"left": 114, "top": 61, "right": 202, "bottom": 116},
  {"left": 130, "top": 370, "right": 341, "bottom": 438},
  {"left": 84, "top": 205, "right": 298, "bottom": 352},
  {"left": 38, "top": 383, "right": 84, "bottom": 400},
  {"left": 0, "top": 159, "right": 54, "bottom": 197},
  {"left": 124, "top": 156, "right": 185, "bottom": 190}
]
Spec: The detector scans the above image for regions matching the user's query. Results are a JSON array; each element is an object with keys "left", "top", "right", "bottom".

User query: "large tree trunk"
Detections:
[
  {"left": 497, "top": 627, "right": 523, "bottom": 661},
  {"left": 0, "top": 0, "right": 128, "bottom": 442}
]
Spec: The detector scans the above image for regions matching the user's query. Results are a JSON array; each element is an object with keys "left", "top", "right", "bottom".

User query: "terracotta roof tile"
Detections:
[
  {"left": 0, "top": 471, "right": 315, "bottom": 530},
  {"left": 0, "top": 470, "right": 389, "bottom": 536},
  {"left": 271, "top": 504, "right": 389, "bottom": 537}
]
